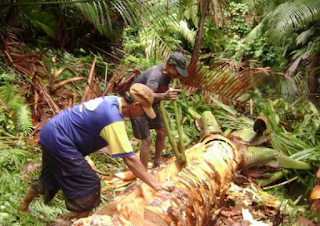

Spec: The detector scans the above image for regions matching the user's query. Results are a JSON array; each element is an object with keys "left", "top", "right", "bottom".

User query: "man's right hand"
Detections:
[
  {"left": 163, "top": 89, "right": 181, "bottom": 100},
  {"left": 155, "top": 181, "right": 175, "bottom": 192}
]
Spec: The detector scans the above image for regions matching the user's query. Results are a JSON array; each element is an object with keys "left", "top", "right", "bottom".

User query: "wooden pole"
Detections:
[{"left": 81, "top": 57, "right": 96, "bottom": 103}]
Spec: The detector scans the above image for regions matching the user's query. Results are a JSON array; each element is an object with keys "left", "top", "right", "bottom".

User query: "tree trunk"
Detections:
[{"left": 191, "top": 0, "right": 210, "bottom": 65}]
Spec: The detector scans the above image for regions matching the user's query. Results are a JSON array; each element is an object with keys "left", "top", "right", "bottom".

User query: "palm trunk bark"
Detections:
[{"left": 90, "top": 133, "right": 241, "bottom": 226}]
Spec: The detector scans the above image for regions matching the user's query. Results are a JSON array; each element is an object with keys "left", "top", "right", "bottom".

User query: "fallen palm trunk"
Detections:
[
  {"left": 143, "top": 135, "right": 240, "bottom": 226},
  {"left": 71, "top": 112, "right": 311, "bottom": 226},
  {"left": 94, "top": 139, "right": 209, "bottom": 226},
  {"left": 72, "top": 133, "right": 241, "bottom": 226}
]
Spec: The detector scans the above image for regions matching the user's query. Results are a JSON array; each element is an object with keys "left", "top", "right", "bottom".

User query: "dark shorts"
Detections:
[
  {"left": 131, "top": 105, "right": 164, "bottom": 140},
  {"left": 32, "top": 146, "right": 101, "bottom": 212}
]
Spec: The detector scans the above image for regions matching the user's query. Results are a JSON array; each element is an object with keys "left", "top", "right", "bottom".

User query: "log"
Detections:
[
  {"left": 73, "top": 134, "right": 241, "bottom": 226},
  {"left": 66, "top": 110, "right": 313, "bottom": 226}
]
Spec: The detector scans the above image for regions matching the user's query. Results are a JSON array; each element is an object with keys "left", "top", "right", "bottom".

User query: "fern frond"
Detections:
[
  {"left": 0, "top": 149, "right": 27, "bottom": 171},
  {"left": 32, "top": 201, "right": 66, "bottom": 221},
  {"left": 0, "top": 83, "right": 33, "bottom": 134},
  {"left": 17, "top": 105, "right": 33, "bottom": 134},
  {"left": 0, "top": 83, "right": 20, "bottom": 106},
  {"left": 0, "top": 73, "right": 15, "bottom": 82}
]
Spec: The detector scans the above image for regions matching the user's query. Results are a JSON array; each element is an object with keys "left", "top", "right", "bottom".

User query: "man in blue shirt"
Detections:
[{"left": 20, "top": 83, "right": 173, "bottom": 219}]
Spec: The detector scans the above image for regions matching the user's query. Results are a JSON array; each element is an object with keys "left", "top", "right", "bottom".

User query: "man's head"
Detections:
[
  {"left": 165, "top": 52, "right": 188, "bottom": 79},
  {"left": 123, "top": 83, "right": 156, "bottom": 119}
]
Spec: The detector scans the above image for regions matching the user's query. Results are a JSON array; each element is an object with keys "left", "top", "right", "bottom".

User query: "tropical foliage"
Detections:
[{"left": 1, "top": 0, "right": 320, "bottom": 225}]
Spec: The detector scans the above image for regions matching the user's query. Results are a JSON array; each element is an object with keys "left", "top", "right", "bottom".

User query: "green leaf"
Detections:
[{"left": 27, "top": 12, "right": 57, "bottom": 38}]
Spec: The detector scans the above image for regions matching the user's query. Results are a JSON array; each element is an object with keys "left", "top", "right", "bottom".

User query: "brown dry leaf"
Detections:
[{"left": 311, "top": 199, "right": 320, "bottom": 213}]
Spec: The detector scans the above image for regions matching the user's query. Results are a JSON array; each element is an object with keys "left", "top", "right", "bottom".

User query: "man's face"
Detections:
[
  {"left": 129, "top": 103, "right": 145, "bottom": 119},
  {"left": 166, "top": 64, "right": 181, "bottom": 79}
]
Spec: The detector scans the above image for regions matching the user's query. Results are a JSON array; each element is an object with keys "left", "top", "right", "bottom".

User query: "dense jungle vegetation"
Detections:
[{"left": 1, "top": 0, "right": 320, "bottom": 225}]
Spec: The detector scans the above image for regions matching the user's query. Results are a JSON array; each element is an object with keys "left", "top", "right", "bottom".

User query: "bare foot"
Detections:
[
  {"left": 17, "top": 201, "right": 31, "bottom": 213},
  {"left": 153, "top": 160, "right": 165, "bottom": 168},
  {"left": 17, "top": 205, "right": 44, "bottom": 220}
]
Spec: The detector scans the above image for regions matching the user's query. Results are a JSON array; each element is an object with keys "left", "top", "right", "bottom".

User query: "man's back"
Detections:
[{"left": 39, "top": 96, "right": 123, "bottom": 157}]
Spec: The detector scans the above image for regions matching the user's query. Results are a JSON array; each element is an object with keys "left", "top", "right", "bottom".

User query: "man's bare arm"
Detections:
[
  {"left": 122, "top": 155, "right": 174, "bottom": 191},
  {"left": 153, "top": 89, "right": 181, "bottom": 102}
]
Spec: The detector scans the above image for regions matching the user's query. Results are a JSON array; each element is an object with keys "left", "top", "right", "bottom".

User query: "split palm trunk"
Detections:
[
  {"left": 72, "top": 111, "right": 242, "bottom": 226},
  {"left": 72, "top": 112, "right": 311, "bottom": 226},
  {"left": 86, "top": 133, "right": 242, "bottom": 226}
]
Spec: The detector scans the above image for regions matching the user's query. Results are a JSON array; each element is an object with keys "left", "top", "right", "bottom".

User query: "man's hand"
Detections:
[
  {"left": 155, "top": 181, "right": 175, "bottom": 192},
  {"left": 163, "top": 89, "right": 181, "bottom": 100}
]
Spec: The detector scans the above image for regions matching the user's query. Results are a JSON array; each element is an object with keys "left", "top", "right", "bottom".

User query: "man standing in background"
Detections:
[{"left": 131, "top": 52, "right": 188, "bottom": 169}]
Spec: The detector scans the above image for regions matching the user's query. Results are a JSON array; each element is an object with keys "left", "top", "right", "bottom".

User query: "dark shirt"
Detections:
[{"left": 134, "top": 64, "right": 171, "bottom": 93}]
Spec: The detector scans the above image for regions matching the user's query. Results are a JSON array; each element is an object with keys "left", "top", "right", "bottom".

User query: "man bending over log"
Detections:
[{"left": 19, "top": 83, "right": 173, "bottom": 219}]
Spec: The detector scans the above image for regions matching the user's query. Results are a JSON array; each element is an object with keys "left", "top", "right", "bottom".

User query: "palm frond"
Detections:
[
  {"left": 261, "top": 98, "right": 320, "bottom": 158},
  {"left": 32, "top": 201, "right": 65, "bottom": 221},
  {"left": 269, "top": 0, "right": 320, "bottom": 37},
  {"left": 74, "top": 1, "right": 114, "bottom": 36},
  {"left": 290, "top": 148, "right": 320, "bottom": 163},
  {"left": 174, "top": 20, "right": 195, "bottom": 45},
  {"left": 111, "top": 0, "right": 139, "bottom": 27},
  {"left": 140, "top": 29, "right": 172, "bottom": 60},
  {"left": 181, "top": 60, "right": 269, "bottom": 105},
  {"left": 9, "top": 0, "right": 173, "bottom": 37},
  {"left": 245, "top": 0, "right": 320, "bottom": 42},
  {"left": 27, "top": 11, "right": 57, "bottom": 37},
  {"left": 296, "top": 27, "right": 315, "bottom": 46},
  {"left": 244, "top": 16, "right": 268, "bottom": 43}
]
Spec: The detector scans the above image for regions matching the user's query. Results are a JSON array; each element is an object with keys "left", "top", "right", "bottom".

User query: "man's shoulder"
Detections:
[
  {"left": 141, "top": 64, "right": 163, "bottom": 78},
  {"left": 83, "top": 96, "right": 118, "bottom": 110}
]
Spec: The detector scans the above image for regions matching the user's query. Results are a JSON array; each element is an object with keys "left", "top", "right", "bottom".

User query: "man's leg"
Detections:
[
  {"left": 153, "top": 127, "right": 166, "bottom": 168},
  {"left": 131, "top": 116, "right": 151, "bottom": 169},
  {"left": 19, "top": 186, "right": 40, "bottom": 212},
  {"left": 20, "top": 147, "right": 58, "bottom": 213},
  {"left": 62, "top": 156, "right": 101, "bottom": 220},
  {"left": 140, "top": 136, "right": 151, "bottom": 169}
]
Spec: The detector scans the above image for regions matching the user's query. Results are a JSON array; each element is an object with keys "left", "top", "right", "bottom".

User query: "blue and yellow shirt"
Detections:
[{"left": 39, "top": 96, "right": 134, "bottom": 158}]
